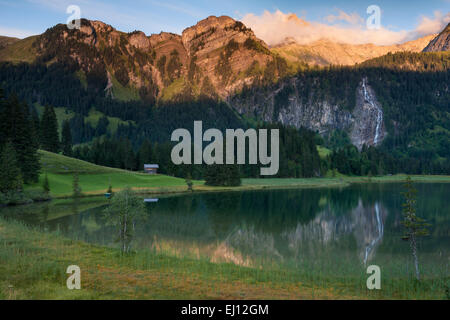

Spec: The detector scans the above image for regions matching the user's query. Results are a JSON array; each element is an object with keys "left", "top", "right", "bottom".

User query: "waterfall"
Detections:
[
  {"left": 362, "top": 78, "right": 383, "bottom": 145},
  {"left": 363, "top": 202, "right": 384, "bottom": 265}
]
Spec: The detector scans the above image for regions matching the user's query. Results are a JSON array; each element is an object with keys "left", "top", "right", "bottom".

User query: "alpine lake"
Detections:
[{"left": 1, "top": 182, "right": 449, "bottom": 298}]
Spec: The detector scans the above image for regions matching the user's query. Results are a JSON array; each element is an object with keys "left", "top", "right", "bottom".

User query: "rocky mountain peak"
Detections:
[
  {"left": 423, "top": 23, "right": 450, "bottom": 52},
  {"left": 285, "top": 13, "right": 310, "bottom": 27},
  {"left": 181, "top": 15, "right": 263, "bottom": 55},
  {"left": 128, "top": 31, "right": 150, "bottom": 49},
  {"left": 149, "top": 32, "right": 181, "bottom": 47}
]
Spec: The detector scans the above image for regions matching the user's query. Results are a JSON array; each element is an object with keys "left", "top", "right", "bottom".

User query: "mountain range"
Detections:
[
  {"left": 0, "top": 17, "right": 448, "bottom": 103},
  {"left": 0, "top": 16, "right": 449, "bottom": 169},
  {"left": 272, "top": 34, "right": 437, "bottom": 66}
]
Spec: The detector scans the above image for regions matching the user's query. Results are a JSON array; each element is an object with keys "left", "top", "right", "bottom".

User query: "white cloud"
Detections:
[
  {"left": 324, "top": 9, "right": 364, "bottom": 25},
  {"left": 241, "top": 9, "right": 450, "bottom": 46},
  {"left": 413, "top": 11, "right": 450, "bottom": 36}
]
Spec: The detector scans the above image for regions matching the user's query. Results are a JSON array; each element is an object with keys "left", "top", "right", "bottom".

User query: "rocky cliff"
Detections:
[
  {"left": 423, "top": 23, "right": 450, "bottom": 52},
  {"left": 230, "top": 76, "right": 386, "bottom": 149},
  {"left": 282, "top": 199, "right": 387, "bottom": 265}
]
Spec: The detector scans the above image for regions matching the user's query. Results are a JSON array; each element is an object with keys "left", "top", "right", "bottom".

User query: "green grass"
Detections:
[
  {"left": 35, "top": 105, "right": 134, "bottom": 136},
  {"left": 109, "top": 71, "right": 141, "bottom": 102},
  {"left": 84, "top": 108, "right": 135, "bottom": 134},
  {"left": 0, "top": 218, "right": 447, "bottom": 299},
  {"left": 31, "top": 150, "right": 200, "bottom": 197},
  {"left": 317, "top": 145, "right": 332, "bottom": 159},
  {"left": 344, "top": 174, "right": 450, "bottom": 184},
  {"left": 0, "top": 36, "right": 38, "bottom": 63},
  {"left": 34, "top": 104, "right": 75, "bottom": 134},
  {"left": 242, "top": 177, "right": 348, "bottom": 188},
  {"left": 160, "top": 77, "right": 188, "bottom": 102}
]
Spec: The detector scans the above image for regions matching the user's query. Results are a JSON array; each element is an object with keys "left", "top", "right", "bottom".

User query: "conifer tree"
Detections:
[
  {"left": 205, "top": 164, "right": 241, "bottom": 186},
  {"left": 401, "top": 176, "right": 430, "bottom": 281},
  {"left": 0, "top": 142, "right": 23, "bottom": 193},
  {"left": 42, "top": 173, "right": 50, "bottom": 195},
  {"left": 137, "top": 139, "right": 153, "bottom": 170},
  {"left": 40, "top": 105, "right": 60, "bottom": 153},
  {"left": 72, "top": 171, "right": 82, "bottom": 199},
  {"left": 185, "top": 172, "right": 193, "bottom": 192},
  {"left": 0, "top": 93, "right": 40, "bottom": 183},
  {"left": 61, "top": 120, "right": 73, "bottom": 156},
  {"left": 30, "top": 106, "right": 41, "bottom": 149}
]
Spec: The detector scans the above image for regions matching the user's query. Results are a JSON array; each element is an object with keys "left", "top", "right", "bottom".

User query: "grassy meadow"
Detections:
[
  {"left": 26, "top": 150, "right": 203, "bottom": 197},
  {"left": 0, "top": 218, "right": 448, "bottom": 300}
]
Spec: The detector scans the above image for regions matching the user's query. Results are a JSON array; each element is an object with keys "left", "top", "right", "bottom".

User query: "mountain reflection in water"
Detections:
[{"left": 1, "top": 183, "right": 448, "bottom": 271}]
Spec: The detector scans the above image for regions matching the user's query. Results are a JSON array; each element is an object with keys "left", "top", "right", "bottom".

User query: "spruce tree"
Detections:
[
  {"left": 61, "top": 120, "right": 73, "bottom": 156},
  {"left": 72, "top": 171, "right": 82, "bottom": 198},
  {"left": 30, "top": 106, "right": 40, "bottom": 149},
  {"left": 121, "top": 139, "right": 135, "bottom": 171},
  {"left": 227, "top": 165, "right": 241, "bottom": 186},
  {"left": 42, "top": 174, "right": 50, "bottom": 195},
  {"left": 185, "top": 172, "right": 193, "bottom": 192},
  {"left": 40, "top": 105, "right": 60, "bottom": 153},
  {"left": 0, "top": 142, "right": 23, "bottom": 193},
  {"left": 0, "top": 94, "right": 40, "bottom": 183},
  {"left": 205, "top": 165, "right": 241, "bottom": 186},
  {"left": 401, "top": 176, "right": 430, "bottom": 281},
  {"left": 137, "top": 139, "right": 153, "bottom": 170}
]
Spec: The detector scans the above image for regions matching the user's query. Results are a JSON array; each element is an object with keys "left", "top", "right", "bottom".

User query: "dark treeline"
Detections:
[
  {"left": 67, "top": 98, "right": 245, "bottom": 145},
  {"left": 0, "top": 88, "right": 40, "bottom": 185},
  {"left": 0, "top": 61, "right": 149, "bottom": 121},
  {"left": 0, "top": 88, "right": 44, "bottom": 203},
  {"left": 0, "top": 86, "right": 76, "bottom": 203},
  {"left": 332, "top": 144, "right": 450, "bottom": 176},
  {"left": 320, "top": 130, "right": 450, "bottom": 175},
  {"left": 72, "top": 124, "right": 323, "bottom": 179}
]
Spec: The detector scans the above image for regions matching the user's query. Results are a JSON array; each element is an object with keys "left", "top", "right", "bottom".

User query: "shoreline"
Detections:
[{"left": 41, "top": 174, "right": 450, "bottom": 200}]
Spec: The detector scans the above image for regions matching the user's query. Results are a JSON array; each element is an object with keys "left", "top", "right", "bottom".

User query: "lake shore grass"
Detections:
[
  {"left": 28, "top": 173, "right": 450, "bottom": 199},
  {"left": 0, "top": 218, "right": 447, "bottom": 300},
  {"left": 25, "top": 151, "right": 450, "bottom": 199}
]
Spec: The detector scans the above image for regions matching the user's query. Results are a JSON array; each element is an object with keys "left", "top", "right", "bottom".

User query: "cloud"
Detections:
[
  {"left": 413, "top": 11, "right": 450, "bottom": 36},
  {"left": 324, "top": 9, "right": 364, "bottom": 25},
  {"left": 241, "top": 9, "right": 449, "bottom": 46}
]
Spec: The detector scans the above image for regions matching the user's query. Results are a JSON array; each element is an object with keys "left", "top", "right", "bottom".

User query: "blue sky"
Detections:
[{"left": 0, "top": 0, "right": 449, "bottom": 42}]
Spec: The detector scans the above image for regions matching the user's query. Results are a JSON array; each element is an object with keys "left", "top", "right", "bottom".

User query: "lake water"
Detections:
[{"left": 2, "top": 183, "right": 449, "bottom": 278}]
